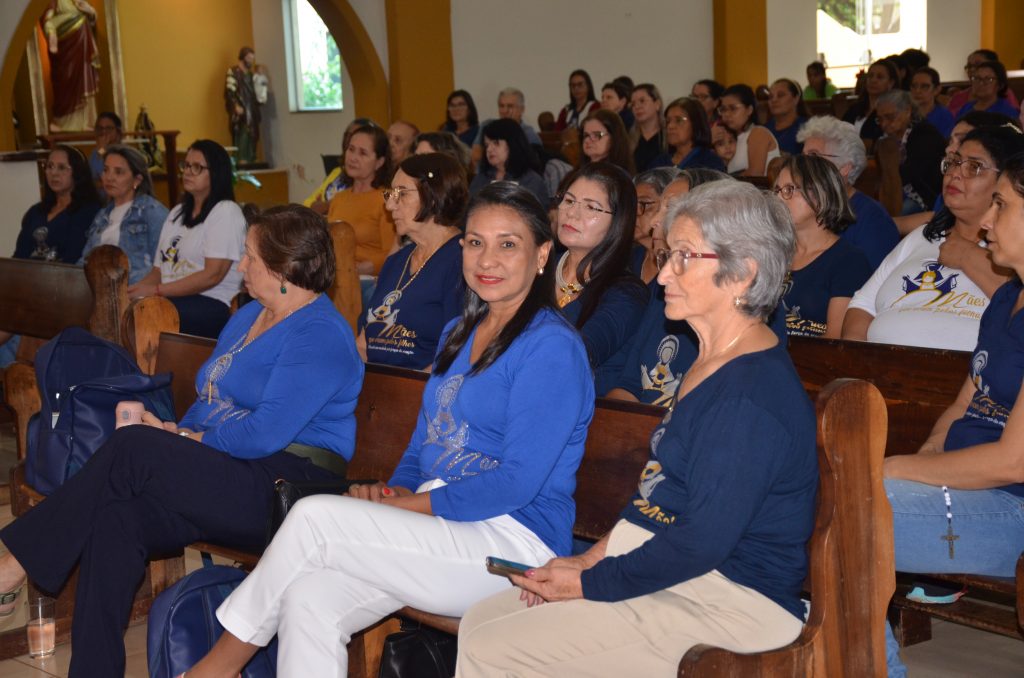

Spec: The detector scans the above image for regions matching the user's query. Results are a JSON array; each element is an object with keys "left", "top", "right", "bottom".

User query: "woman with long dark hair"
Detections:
[
  {"left": 469, "top": 118, "right": 548, "bottom": 205},
  {"left": 842, "top": 58, "right": 899, "bottom": 143},
  {"left": 554, "top": 163, "right": 649, "bottom": 395},
  {"left": 630, "top": 83, "right": 666, "bottom": 172},
  {"left": 442, "top": 89, "right": 480, "bottom": 148},
  {"left": 649, "top": 97, "right": 725, "bottom": 172},
  {"left": 766, "top": 78, "right": 810, "bottom": 155},
  {"left": 719, "top": 84, "right": 780, "bottom": 176},
  {"left": 128, "top": 139, "right": 245, "bottom": 338},
  {"left": 555, "top": 69, "right": 600, "bottom": 131},
  {"left": 580, "top": 108, "right": 635, "bottom": 175},
  {"left": 179, "top": 183, "right": 595, "bottom": 677}
]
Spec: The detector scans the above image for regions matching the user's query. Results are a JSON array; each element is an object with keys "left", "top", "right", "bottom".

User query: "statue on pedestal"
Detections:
[
  {"left": 224, "top": 46, "right": 261, "bottom": 165},
  {"left": 43, "top": 0, "right": 101, "bottom": 132}
]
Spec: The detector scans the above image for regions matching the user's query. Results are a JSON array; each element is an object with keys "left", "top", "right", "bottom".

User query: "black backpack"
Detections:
[{"left": 25, "top": 327, "right": 174, "bottom": 495}]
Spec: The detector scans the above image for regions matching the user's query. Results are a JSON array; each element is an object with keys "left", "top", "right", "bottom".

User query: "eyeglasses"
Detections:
[
  {"left": 44, "top": 162, "right": 71, "bottom": 173},
  {"left": 691, "top": 93, "right": 711, "bottom": 101},
  {"left": 804, "top": 150, "right": 841, "bottom": 160},
  {"left": 94, "top": 125, "right": 117, "bottom": 133},
  {"left": 178, "top": 161, "right": 209, "bottom": 176},
  {"left": 940, "top": 155, "right": 998, "bottom": 178},
  {"left": 383, "top": 186, "right": 415, "bottom": 203},
  {"left": 559, "top": 195, "right": 613, "bottom": 218},
  {"left": 655, "top": 248, "right": 719, "bottom": 274},
  {"left": 773, "top": 184, "right": 803, "bottom": 200},
  {"left": 581, "top": 131, "right": 608, "bottom": 142},
  {"left": 637, "top": 199, "right": 658, "bottom": 215},
  {"left": 665, "top": 115, "right": 690, "bottom": 125},
  {"left": 970, "top": 75, "right": 997, "bottom": 85},
  {"left": 717, "top": 104, "right": 745, "bottom": 115}
]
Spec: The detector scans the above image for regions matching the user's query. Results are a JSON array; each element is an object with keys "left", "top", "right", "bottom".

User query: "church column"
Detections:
[
  {"left": 713, "top": 0, "right": 768, "bottom": 87},
  {"left": 384, "top": 0, "right": 454, "bottom": 130}
]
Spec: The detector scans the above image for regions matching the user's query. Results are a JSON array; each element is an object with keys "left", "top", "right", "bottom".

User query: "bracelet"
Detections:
[{"left": 179, "top": 431, "right": 190, "bottom": 437}]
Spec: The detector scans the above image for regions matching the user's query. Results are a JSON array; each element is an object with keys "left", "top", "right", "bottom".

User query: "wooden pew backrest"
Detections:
[{"left": 153, "top": 332, "right": 216, "bottom": 418}]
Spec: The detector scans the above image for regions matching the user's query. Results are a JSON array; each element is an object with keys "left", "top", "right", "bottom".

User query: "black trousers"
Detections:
[
  {"left": 169, "top": 294, "right": 230, "bottom": 339},
  {"left": 0, "top": 426, "right": 339, "bottom": 677}
]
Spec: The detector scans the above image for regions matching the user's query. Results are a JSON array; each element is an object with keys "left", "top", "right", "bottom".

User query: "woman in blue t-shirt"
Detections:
[
  {"left": 182, "top": 183, "right": 595, "bottom": 677},
  {"left": 554, "top": 163, "right": 649, "bottom": 395},
  {"left": 774, "top": 155, "right": 872, "bottom": 338},
  {"left": 0, "top": 205, "right": 362, "bottom": 676},
  {"left": 882, "top": 155, "right": 1024, "bottom": 676},
  {"left": 457, "top": 180, "right": 818, "bottom": 676},
  {"left": 358, "top": 153, "right": 467, "bottom": 370}
]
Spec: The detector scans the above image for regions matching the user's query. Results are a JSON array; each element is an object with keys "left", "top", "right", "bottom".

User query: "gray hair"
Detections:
[
  {"left": 796, "top": 116, "right": 867, "bottom": 183},
  {"left": 663, "top": 181, "right": 795, "bottom": 319},
  {"left": 102, "top": 144, "right": 154, "bottom": 197},
  {"left": 877, "top": 89, "right": 918, "bottom": 116},
  {"left": 634, "top": 167, "right": 681, "bottom": 193},
  {"left": 498, "top": 87, "right": 525, "bottom": 107}
]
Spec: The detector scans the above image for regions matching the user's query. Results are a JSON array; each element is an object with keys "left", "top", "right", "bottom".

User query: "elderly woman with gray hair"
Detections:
[
  {"left": 875, "top": 89, "right": 947, "bottom": 216},
  {"left": 79, "top": 144, "right": 169, "bottom": 284},
  {"left": 630, "top": 166, "right": 682, "bottom": 284},
  {"left": 797, "top": 116, "right": 899, "bottom": 268},
  {"left": 456, "top": 180, "right": 818, "bottom": 676}
]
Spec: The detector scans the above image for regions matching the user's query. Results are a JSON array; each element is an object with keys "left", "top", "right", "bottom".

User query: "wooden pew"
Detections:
[{"left": 787, "top": 336, "right": 1024, "bottom": 645}]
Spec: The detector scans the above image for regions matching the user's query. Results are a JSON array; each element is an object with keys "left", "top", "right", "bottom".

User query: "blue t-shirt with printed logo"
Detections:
[
  {"left": 360, "top": 237, "right": 464, "bottom": 370},
  {"left": 945, "top": 279, "right": 1024, "bottom": 498},
  {"left": 784, "top": 238, "right": 872, "bottom": 337}
]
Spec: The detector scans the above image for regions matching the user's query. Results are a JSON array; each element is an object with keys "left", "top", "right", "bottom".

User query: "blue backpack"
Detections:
[
  {"left": 24, "top": 327, "right": 174, "bottom": 495},
  {"left": 147, "top": 565, "right": 278, "bottom": 678}
]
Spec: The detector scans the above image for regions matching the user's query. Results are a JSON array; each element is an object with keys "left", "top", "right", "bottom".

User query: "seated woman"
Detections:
[
  {"left": 302, "top": 117, "right": 376, "bottom": 215},
  {"left": 441, "top": 89, "right": 480, "bottom": 148},
  {"left": 326, "top": 124, "right": 396, "bottom": 276},
  {"left": 910, "top": 67, "right": 955, "bottom": 139},
  {"left": 875, "top": 90, "right": 947, "bottom": 216},
  {"left": 600, "top": 81, "right": 634, "bottom": 130},
  {"left": 691, "top": 79, "right": 725, "bottom": 127},
  {"left": 718, "top": 84, "right": 780, "bottom": 176},
  {"left": 843, "top": 126, "right": 1024, "bottom": 351},
  {"left": 359, "top": 153, "right": 467, "bottom": 369},
  {"left": 457, "top": 180, "right": 818, "bottom": 675},
  {"left": 649, "top": 97, "right": 725, "bottom": 172},
  {"left": 956, "top": 60, "right": 1021, "bottom": 121},
  {"left": 580, "top": 108, "right": 635, "bottom": 175},
  {"left": 414, "top": 130, "right": 473, "bottom": 178},
  {"left": 766, "top": 78, "right": 810, "bottom": 155},
  {"left": 629, "top": 167, "right": 682, "bottom": 285},
  {"left": 180, "top": 183, "right": 595, "bottom": 677},
  {"left": 128, "top": 140, "right": 246, "bottom": 339},
  {"left": 555, "top": 69, "right": 600, "bottom": 131},
  {"left": 469, "top": 118, "right": 549, "bottom": 206},
  {"left": 774, "top": 155, "right": 871, "bottom": 338},
  {"left": 14, "top": 144, "right": 100, "bottom": 263},
  {"left": 79, "top": 144, "right": 169, "bottom": 284},
  {"left": 0, "top": 205, "right": 362, "bottom": 677},
  {"left": 629, "top": 83, "right": 666, "bottom": 172},
  {"left": 804, "top": 61, "right": 837, "bottom": 101},
  {"left": 555, "top": 163, "right": 649, "bottom": 395},
  {"left": 883, "top": 153, "right": 1024, "bottom": 676},
  {"left": 842, "top": 59, "right": 898, "bottom": 144}
]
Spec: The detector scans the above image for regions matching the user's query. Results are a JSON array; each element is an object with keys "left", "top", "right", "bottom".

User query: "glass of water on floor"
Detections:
[{"left": 27, "top": 596, "right": 55, "bottom": 658}]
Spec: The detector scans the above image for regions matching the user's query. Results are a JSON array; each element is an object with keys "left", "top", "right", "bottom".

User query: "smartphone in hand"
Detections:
[{"left": 485, "top": 556, "right": 535, "bottom": 578}]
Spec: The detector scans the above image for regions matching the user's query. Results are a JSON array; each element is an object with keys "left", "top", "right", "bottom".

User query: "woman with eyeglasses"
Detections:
[
  {"left": 441, "top": 89, "right": 480, "bottom": 148},
  {"left": 691, "top": 79, "right": 725, "bottom": 126},
  {"left": 79, "top": 145, "right": 169, "bottom": 285},
  {"left": 881, "top": 151, "right": 1024, "bottom": 677},
  {"left": 469, "top": 118, "right": 548, "bottom": 206},
  {"left": 628, "top": 167, "right": 682, "bottom": 285},
  {"left": 948, "top": 50, "right": 1019, "bottom": 118},
  {"left": 955, "top": 60, "right": 1021, "bottom": 121},
  {"left": 629, "top": 83, "right": 666, "bottom": 172},
  {"left": 909, "top": 67, "right": 955, "bottom": 139},
  {"left": 128, "top": 139, "right": 245, "bottom": 338},
  {"left": 554, "top": 163, "right": 648, "bottom": 395},
  {"left": 358, "top": 153, "right": 467, "bottom": 370},
  {"left": 457, "top": 181, "right": 817, "bottom": 676},
  {"left": 649, "top": 97, "right": 725, "bottom": 173},
  {"left": 580, "top": 109, "right": 635, "bottom": 175},
  {"left": 555, "top": 69, "right": 600, "bottom": 131},
  {"left": 774, "top": 155, "right": 871, "bottom": 338},
  {"left": 766, "top": 78, "right": 810, "bottom": 155},
  {"left": 842, "top": 59, "right": 898, "bottom": 144},
  {"left": 843, "top": 126, "right": 1024, "bottom": 351},
  {"left": 326, "top": 124, "right": 397, "bottom": 277},
  {"left": 718, "top": 84, "right": 779, "bottom": 176}
]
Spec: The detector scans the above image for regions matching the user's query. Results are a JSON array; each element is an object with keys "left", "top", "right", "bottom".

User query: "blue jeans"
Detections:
[{"left": 884, "top": 478, "right": 1024, "bottom": 676}]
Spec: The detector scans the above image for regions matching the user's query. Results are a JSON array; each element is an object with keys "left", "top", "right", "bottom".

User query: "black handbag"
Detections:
[
  {"left": 265, "top": 477, "right": 378, "bottom": 546},
  {"left": 378, "top": 619, "right": 458, "bottom": 678}
]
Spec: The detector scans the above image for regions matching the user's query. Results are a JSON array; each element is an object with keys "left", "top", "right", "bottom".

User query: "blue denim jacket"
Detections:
[{"left": 80, "top": 194, "right": 169, "bottom": 284}]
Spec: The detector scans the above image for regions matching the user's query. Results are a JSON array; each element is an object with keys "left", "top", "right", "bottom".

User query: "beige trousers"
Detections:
[{"left": 457, "top": 520, "right": 803, "bottom": 677}]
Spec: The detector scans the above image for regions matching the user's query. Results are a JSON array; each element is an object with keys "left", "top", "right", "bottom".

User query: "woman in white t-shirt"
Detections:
[
  {"left": 128, "top": 140, "right": 246, "bottom": 338},
  {"left": 79, "top": 145, "right": 169, "bottom": 284},
  {"left": 842, "top": 126, "right": 1023, "bottom": 350}
]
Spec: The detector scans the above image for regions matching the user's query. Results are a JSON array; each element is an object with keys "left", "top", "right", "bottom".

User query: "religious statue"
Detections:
[
  {"left": 224, "top": 47, "right": 262, "bottom": 164},
  {"left": 43, "top": 0, "right": 101, "bottom": 132},
  {"left": 133, "top": 105, "right": 163, "bottom": 169}
]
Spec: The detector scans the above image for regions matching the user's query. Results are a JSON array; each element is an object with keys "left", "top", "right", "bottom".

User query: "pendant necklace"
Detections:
[{"left": 556, "top": 251, "right": 584, "bottom": 308}]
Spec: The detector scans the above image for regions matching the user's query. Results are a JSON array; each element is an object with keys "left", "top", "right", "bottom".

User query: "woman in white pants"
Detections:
[{"left": 182, "top": 181, "right": 596, "bottom": 678}]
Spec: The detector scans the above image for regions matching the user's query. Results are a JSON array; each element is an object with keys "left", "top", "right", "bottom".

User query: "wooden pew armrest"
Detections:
[{"left": 3, "top": 362, "right": 40, "bottom": 461}]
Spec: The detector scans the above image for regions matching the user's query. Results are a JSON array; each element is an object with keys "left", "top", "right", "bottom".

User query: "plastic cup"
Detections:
[{"left": 27, "top": 596, "right": 54, "bottom": 658}]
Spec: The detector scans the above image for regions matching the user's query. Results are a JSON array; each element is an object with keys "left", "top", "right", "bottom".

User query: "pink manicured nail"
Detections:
[
  {"left": 382, "top": 487, "right": 393, "bottom": 497},
  {"left": 525, "top": 569, "right": 535, "bottom": 577}
]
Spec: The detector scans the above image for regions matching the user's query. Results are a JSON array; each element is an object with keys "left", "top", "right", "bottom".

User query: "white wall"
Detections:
[
  {"left": 767, "top": 0, "right": 817, "bottom": 84},
  {"left": 927, "top": 2, "right": 981, "bottom": 83},
  {"left": 450, "top": 0, "right": 714, "bottom": 124}
]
